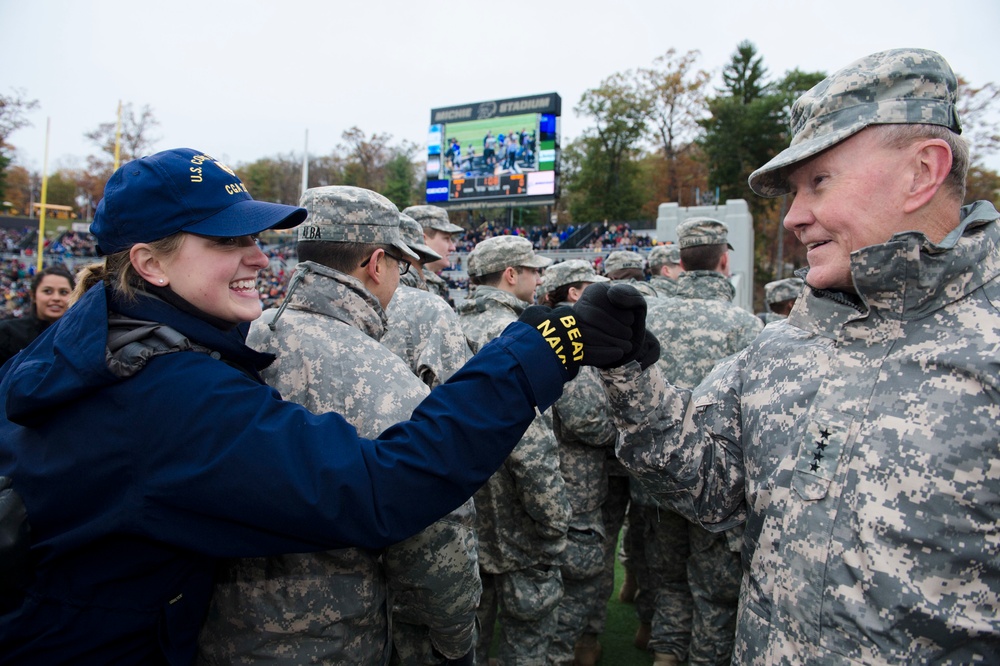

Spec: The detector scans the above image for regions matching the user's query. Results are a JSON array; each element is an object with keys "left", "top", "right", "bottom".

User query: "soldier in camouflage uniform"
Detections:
[
  {"left": 602, "top": 248, "right": 659, "bottom": 649},
  {"left": 760, "top": 277, "right": 805, "bottom": 324},
  {"left": 647, "top": 244, "right": 682, "bottom": 298},
  {"left": 640, "top": 218, "right": 763, "bottom": 666},
  {"left": 384, "top": 213, "right": 472, "bottom": 389},
  {"left": 403, "top": 204, "right": 464, "bottom": 304},
  {"left": 603, "top": 250, "right": 659, "bottom": 299},
  {"left": 537, "top": 261, "right": 624, "bottom": 666},
  {"left": 457, "top": 236, "right": 570, "bottom": 665},
  {"left": 602, "top": 48, "right": 1000, "bottom": 664},
  {"left": 198, "top": 187, "right": 480, "bottom": 665}
]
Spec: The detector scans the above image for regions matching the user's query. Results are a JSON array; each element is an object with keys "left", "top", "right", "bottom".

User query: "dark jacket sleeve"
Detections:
[{"left": 134, "top": 320, "right": 564, "bottom": 556}]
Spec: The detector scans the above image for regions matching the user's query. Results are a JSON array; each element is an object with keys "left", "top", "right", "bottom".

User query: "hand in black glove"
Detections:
[
  {"left": 573, "top": 282, "right": 650, "bottom": 369},
  {"left": 518, "top": 304, "right": 585, "bottom": 379}
]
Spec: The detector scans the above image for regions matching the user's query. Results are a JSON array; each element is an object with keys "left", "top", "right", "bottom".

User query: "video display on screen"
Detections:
[{"left": 426, "top": 93, "right": 560, "bottom": 208}]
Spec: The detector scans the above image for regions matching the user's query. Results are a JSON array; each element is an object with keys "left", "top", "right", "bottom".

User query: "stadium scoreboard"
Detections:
[{"left": 426, "top": 93, "right": 560, "bottom": 209}]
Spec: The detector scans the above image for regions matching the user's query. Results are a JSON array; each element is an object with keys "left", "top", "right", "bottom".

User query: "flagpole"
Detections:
[
  {"left": 36, "top": 118, "right": 51, "bottom": 271},
  {"left": 114, "top": 100, "right": 122, "bottom": 170},
  {"left": 300, "top": 129, "right": 309, "bottom": 199}
]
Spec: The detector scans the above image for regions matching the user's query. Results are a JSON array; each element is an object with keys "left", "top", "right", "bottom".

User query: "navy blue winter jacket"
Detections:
[{"left": 0, "top": 282, "right": 564, "bottom": 664}]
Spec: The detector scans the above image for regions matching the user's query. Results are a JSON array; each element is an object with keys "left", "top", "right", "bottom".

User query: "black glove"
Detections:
[
  {"left": 634, "top": 328, "right": 661, "bottom": 370},
  {"left": 518, "top": 304, "right": 586, "bottom": 379},
  {"left": 573, "top": 282, "right": 649, "bottom": 369}
]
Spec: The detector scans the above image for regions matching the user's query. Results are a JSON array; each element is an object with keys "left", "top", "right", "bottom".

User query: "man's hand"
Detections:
[{"left": 574, "top": 282, "right": 658, "bottom": 369}]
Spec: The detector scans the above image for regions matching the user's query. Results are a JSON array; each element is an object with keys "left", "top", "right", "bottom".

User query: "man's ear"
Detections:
[
  {"left": 364, "top": 248, "right": 386, "bottom": 285},
  {"left": 129, "top": 243, "right": 168, "bottom": 287},
  {"left": 503, "top": 266, "right": 518, "bottom": 287},
  {"left": 904, "top": 138, "right": 953, "bottom": 213},
  {"left": 718, "top": 251, "right": 730, "bottom": 276}
]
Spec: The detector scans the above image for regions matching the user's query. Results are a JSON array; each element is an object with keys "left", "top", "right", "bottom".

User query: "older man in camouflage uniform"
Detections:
[
  {"left": 457, "top": 236, "right": 570, "bottom": 665},
  {"left": 603, "top": 250, "right": 659, "bottom": 299},
  {"left": 383, "top": 213, "right": 472, "bottom": 389},
  {"left": 760, "top": 277, "right": 805, "bottom": 323},
  {"left": 602, "top": 48, "right": 1000, "bottom": 664},
  {"left": 537, "top": 261, "right": 624, "bottom": 666},
  {"left": 198, "top": 187, "right": 480, "bottom": 665},
  {"left": 403, "top": 204, "right": 464, "bottom": 304},
  {"left": 647, "top": 244, "right": 682, "bottom": 298},
  {"left": 638, "top": 217, "right": 763, "bottom": 666}
]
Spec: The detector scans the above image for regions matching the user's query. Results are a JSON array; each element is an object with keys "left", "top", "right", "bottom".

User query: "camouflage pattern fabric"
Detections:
[
  {"left": 604, "top": 250, "right": 646, "bottom": 274},
  {"left": 750, "top": 48, "right": 961, "bottom": 197},
  {"left": 198, "top": 261, "right": 479, "bottom": 665},
  {"left": 676, "top": 218, "right": 733, "bottom": 250},
  {"left": 764, "top": 277, "right": 805, "bottom": 306},
  {"left": 613, "top": 276, "right": 659, "bottom": 301},
  {"left": 403, "top": 204, "right": 464, "bottom": 234},
  {"left": 383, "top": 285, "right": 471, "bottom": 389},
  {"left": 422, "top": 268, "right": 451, "bottom": 302},
  {"left": 296, "top": 185, "right": 418, "bottom": 260},
  {"left": 640, "top": 270, "right": 763, "bottom": 664},
  {"left": 602, "top": 203, "right": 1000, "bottom": 664},
  {"left": 648, "top": 244, "right": 680, "bottom": 270},
  {"left": 648, "top": 275, "right": 678, "bottom": 298},
  {"left": 548, "top": 350, "right": 620, "bottom": 664},
  {"left": 400, "top": 268, "right": 426, "bottom": 290},
  {"left": 457, "top": 285, "right": 570, "bottom": 665},
  {"left": 465, "top": 236, "right": 551, "bottom": 277}
]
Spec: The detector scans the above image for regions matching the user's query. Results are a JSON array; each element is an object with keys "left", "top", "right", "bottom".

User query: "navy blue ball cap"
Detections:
[{"left": 90, "top": 147, "right": 307, "bottom": 255}]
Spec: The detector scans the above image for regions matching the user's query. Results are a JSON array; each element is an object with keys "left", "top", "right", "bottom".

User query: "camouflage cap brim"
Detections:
[
  {"left": 748, "top": 48, "right": 961, "bottom": 198},
  {"left": 409, "top": 241, "right": 442, "bottom": 263},
  {"left": 521, "top": 254, "right": 553, "bottom": 269}
]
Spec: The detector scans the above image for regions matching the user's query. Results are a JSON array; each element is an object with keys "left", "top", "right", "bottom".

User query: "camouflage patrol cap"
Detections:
[
  {"left": 297, "top": 186, "right": 418, "bottom": 260},
  {"left": 402, "top": 205, "right": 464, "bottom": 234},
  {"left": 749, "top": 48, "right": 962, "bottom": 197},
  {"left": 647, "top": 244, "right": 680, "bottom": 269},
  {"left": 541, "top": 259, "right": 609, "bottom": 295},
  {"left": 398, "top": 213, "right": 442, "bottom": 264},
  {"left": 677, "top": 217, "right": 733, "bottom": 250},
  {"left": 466, "top": 235, "right": 552, "bottom": 277},
  {"left": 603, "top": 251, "right": 645, "bottom": 274},
  {"left": 765, "top": 277, "right": 805, "bottom": 305}
]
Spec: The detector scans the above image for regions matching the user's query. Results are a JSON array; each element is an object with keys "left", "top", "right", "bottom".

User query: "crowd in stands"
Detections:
[{"left": 454, "top": 219, "right": 653, "bottom": 253}]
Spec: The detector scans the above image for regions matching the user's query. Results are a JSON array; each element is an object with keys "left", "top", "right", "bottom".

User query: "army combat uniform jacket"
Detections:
[
  {"left": 384, "top": 284, "right": 472, "bottom": 389},
  {"left": 199, "top": 262, "right": 479, "bottom": 664},
  {"left": 458, "top": 286, "right": 570, "bottom": 573},
  {"left": 602, "top": 202, "right": 1000, "bottom": 664}
]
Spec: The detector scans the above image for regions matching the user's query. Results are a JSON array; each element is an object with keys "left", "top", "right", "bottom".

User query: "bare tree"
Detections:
[
  {"left": 957, "top": 76, "right": 1000, "bottom": 167},
  {"left": 84, "top": 102, "right": 161, "bottom": 163},
  {"left": 637, "top": 49, "right": 711, "bottom": 202}
]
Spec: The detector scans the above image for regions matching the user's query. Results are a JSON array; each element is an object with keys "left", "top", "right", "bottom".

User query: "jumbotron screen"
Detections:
[{"left": 426, "top": 93, "right": 560, "bottom": 208}]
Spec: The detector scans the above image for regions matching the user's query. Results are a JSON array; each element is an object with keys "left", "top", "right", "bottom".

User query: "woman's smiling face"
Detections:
[{"left": 158, "top": 233, "right": 270, "bottom": 324}]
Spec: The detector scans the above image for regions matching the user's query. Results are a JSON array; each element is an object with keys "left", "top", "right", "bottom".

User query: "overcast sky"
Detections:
[{"left": 4, "top": 0, "right": 1000, "bottom": 176}]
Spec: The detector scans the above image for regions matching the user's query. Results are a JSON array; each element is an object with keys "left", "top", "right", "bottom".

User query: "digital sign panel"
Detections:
[{"left": 426, "top": 93, "right": 560, "bottom": 209}]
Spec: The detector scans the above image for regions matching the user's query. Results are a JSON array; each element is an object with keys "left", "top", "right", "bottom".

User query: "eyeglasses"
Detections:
[{"left": 360, "top": 248, "right": 411, "bottom": 275}]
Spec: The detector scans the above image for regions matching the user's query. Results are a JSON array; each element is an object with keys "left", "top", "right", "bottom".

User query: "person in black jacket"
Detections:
[{"left": 0, "top": 263, "right": 75, "bottom": 366}]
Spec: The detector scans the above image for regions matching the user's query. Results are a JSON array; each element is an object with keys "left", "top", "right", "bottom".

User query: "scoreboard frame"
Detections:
[{"left": 425, "top": 93, "right": 560, "bottom": 210}]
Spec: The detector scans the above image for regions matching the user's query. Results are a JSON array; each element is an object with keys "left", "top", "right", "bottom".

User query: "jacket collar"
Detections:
[
  {"left": 278, "top": 261, "right": 388, "bottom": 342},
  {"left": 789, "top": 201, "right": 999, "bottom": 334},
  {"left": 675, "top": 271, "right": 735, "bottom": 302},
  {"left": 457, "top": 285, "right": 529, "bottom": 316}
]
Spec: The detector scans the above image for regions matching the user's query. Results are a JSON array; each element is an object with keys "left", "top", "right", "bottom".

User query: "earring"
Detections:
[{"left": 159, "top": 279, "right": 164, "bottom": 284}]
